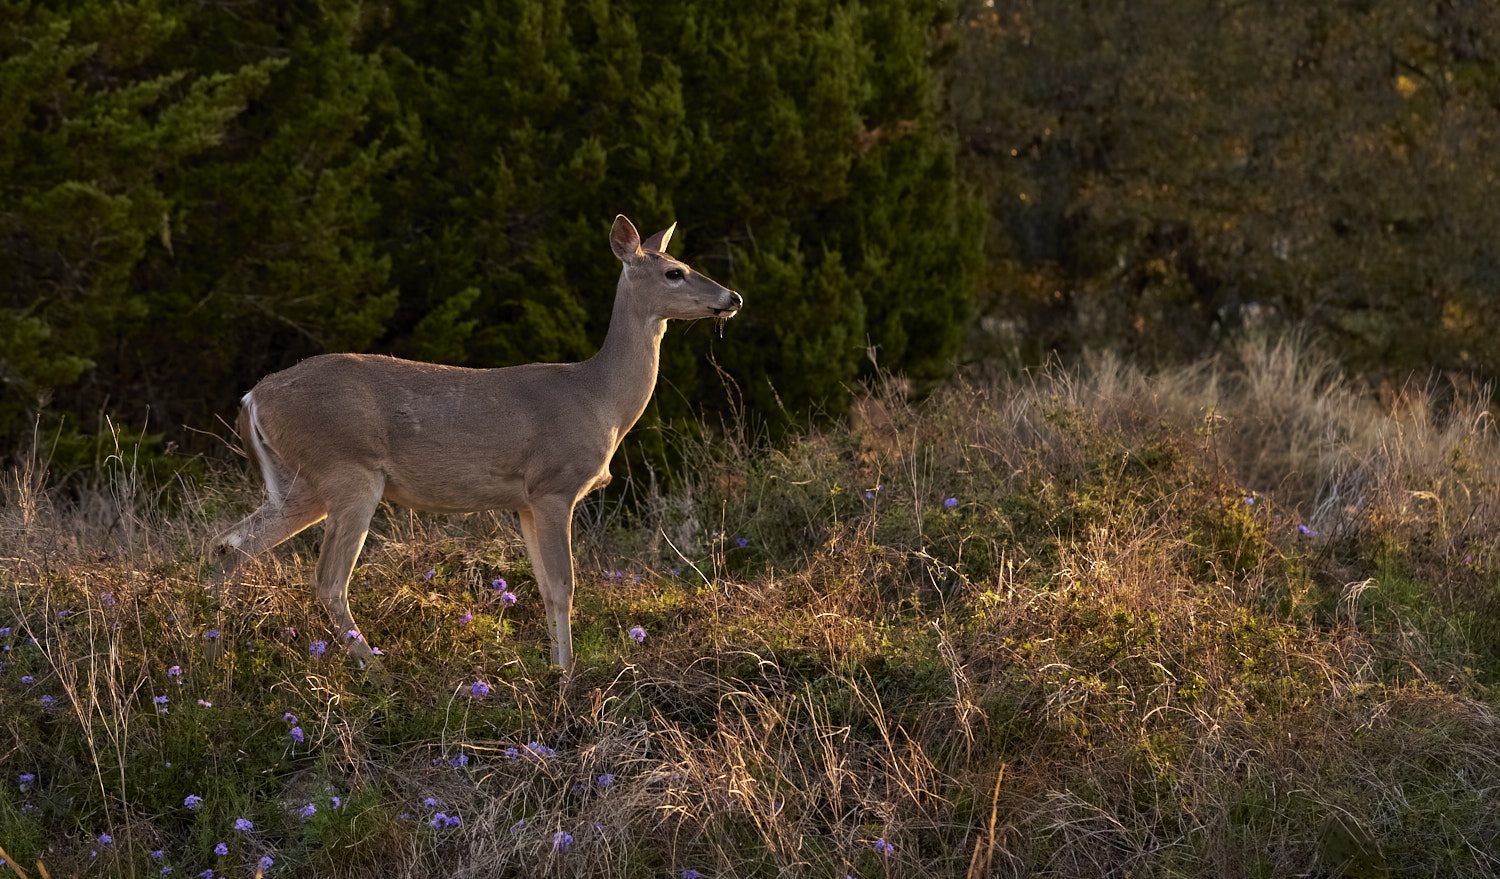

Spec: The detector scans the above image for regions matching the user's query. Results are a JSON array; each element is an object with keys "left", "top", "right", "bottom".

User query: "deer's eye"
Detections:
[{"left": 665, "top": 269, "right": 684, "bottom": 281}]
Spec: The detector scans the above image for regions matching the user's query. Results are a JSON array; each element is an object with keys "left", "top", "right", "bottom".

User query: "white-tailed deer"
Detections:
[{"left": 211, "top": 215, "right": 740, "bottom": 672}]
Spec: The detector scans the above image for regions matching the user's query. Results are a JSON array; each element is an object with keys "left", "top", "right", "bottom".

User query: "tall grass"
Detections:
[{"left": 2, "top": 338, "right": 1497, "bottom": 877}]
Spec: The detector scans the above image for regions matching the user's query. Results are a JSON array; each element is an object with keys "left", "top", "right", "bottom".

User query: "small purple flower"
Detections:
[
  {"left": 100, "top": 593, "right": 117, "bottom": 607},
  {"left": 597, "top": 773, "right": 615, "bottom": 787},
  {"left": 492, "top": 578, "right": 507, "bottom": 590},
  {"left": 282, "top": 712, "right": 297, "bottom": 724},
  {"left": 1244, "top": 496, "right": 1255, "bottom": 506},
  {"left": 20, "top": 802, "right": 36, "bottom": 814},
  {"left": 20, "top": 674, "right": 33, "bottom": 684},
  {"left": 451, "top": 754, "right": 470, "bottom": 767},
  {"left": 628, "top": 626, "right": 646, "bottom": 644},
  {"left": 18, "top": 772, "right": 35, "bottom": 791},
  {"left": 257, "top": 855, "right": 273, "bottom": 872},
  {"left": 735, "top": 537, "right": 749, "bottom": 549},
  {"left": 864, "top": 491, "right": 875, "bottom": 500},
  {"left": 233, "top": 818, "right": 253, "bottom": 832},
  {"left": 299, "top": 803, "right": 316, "bottom": 820},
  {"left": 430, "top": 813, "right": 448, "bottom": 829},
  {"left": 160, "top": 868, "right": 172, "bottom": 877},
  {"left": 167, "top": 665, "right": 182, "bottom": 679},
  {"left": 1298, "top": 523, "right": 1319, "bottom": 537},
  {"left": 151, "top": 850, "right": 164, "bottom": 861},
  {"left": 682, "top": 871, "right": 702, "bottom": 879},
  {"left": 509, "top": 819, "right": 526, "bottom": 834},
  {"left": 0, "top": 626, "right": 8, "bottom": 636},
  {"left": 874, "top": 838, "right": 895, "bottom": 856},
  {"left": 444, "top": 814, "right": 462, "bottom": 827},
  {"left": 205, "top": 629, "right": 220, "bottom": 641},
  {"left": 196, "top": 699, "right": 212, "bottom": 708},
  {"left": 422, "top": 797, "right": 439, "bottom": 808},
  {"left": 330, "top": 796, "right": 341, "bottom": 810},
  {"left": 944, "top": 496, "right": 958, "bottom": 509},
  {"left": 552, "top": 831, "right": 573, "bottom": 852},
  {"left": 344, "top": 629, "right": 362, "bottom": 642},
  {"left": 198, "top": 870, "right": 214, "bottom": 879},
  {"left": 98, "top": 833, "right": 113, "bottom": 845},
  {"left": 371, "top": 645, "right": 384, "bottom": 655},
  {"left": 184, "top": 794, "right": 204, "bottom": 810},
  {"left": 40, "top": 694, "right": 56, "bottom": 709},
  {"left": 504, "top": 746, "right": 519, "bottom": 760},
  {"left": 669, "top": 568, "right": 681, "bottom": 576},
  {"left": 289, "top": 726, "right": 305, "bottom": 744},
  {"left": 500, "top": 591, "right": 517, "bottom": 607},
  {"left": 213, "top": 842, "right": 228, "bottom": 857},
  {"left": 470, "top": 680, "right": 491, "bottom": 698},
  {"left": 424, "top": 568, "right": 436, "bottom": 581},
  {"left": 154, "top": 694, "right": 169, "bottom": 711},
  {"left": 309, "top": 640, "right": 327, "bottom": 657},
  {"left": 525, "top": 741, "right": 556, "bottom": 758},
  {"left": 457, "top": 610, "right": 473, "bottom": 624},
  {"left": 57, "top": 609, "right": 72, "bottom": 619}
]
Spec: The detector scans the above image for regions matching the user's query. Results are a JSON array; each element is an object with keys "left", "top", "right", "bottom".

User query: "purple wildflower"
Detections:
[
  {"left": 470, "top": 680, "right": 491, "bottom": 698},
  {"left": 451, "top": 754, "right": 470, "bottom": 767},
  {"left": 444, "top": 815, "right": 462, "bottom": 827},
  {"left": 343, "top": 629, "right": 361, "bottom": 642},
  {"left": 160, "top": 868, "right": 172, "bottom": 877},
  {"left": 198, "top": 871, "right": 214, "bottom": 879},
  {"left": 18, "top": 772, "right": 35, "bottom": 791},
  {"left": 0, "top": 626, "right": 7, "bottom": 636},
  {"left": 196, "top": 699, "right": 212, "bottom": 708},
  {"left": 257, "top": 855, "right": 273, "bottom": 872},
  {"left": 20, "top": 675, "right": 33, "bottom": 685},
  {"left": 525, "top": 741, "right": 556, "bottom": 758},
  {"left": 422, "top": 797, "right": 439, "bottom": 808},
  {"left": 682, "top": 871, "right": 702, "bottom": 879},
  {"left": 371, "top": 646, "right": 384, "bottom": 655},
  {"left": 1298, "top": 523, "right": 1319, "bottom": 537},
  {"left": 552, "top": 831, "right": 574, "bottom": 852},
  {"left": 500, "top": 590, "right": 517, "bottom": 606},
  {"left": 628, "top": 626, "right": 646, "bottom": 643},
  {"left": 184, "top": 794, "right": 204, "bottom": 810},
  {"left": 944, "top": 496, "right": 958, "bottom": 509},
  {"left": 283, "top": 712, "right": 297, "bottom": 724},
  {"left": 330, "top": 796, "right": 341, "bottom": 810},
  {"left": 40, "top": 694, "right": 56, "bottom": 709},
  {"left": 167, "top": 665, "right": 182, "bottom": 679},
  {"left": 100, "top": 593, "right": 117, "bottom": 607},
  {"left": 874, "top": 838, "right": 895, "bottom": 856},
  {"left": 458, "top": 610, "right": 473, "bottom": 624},
  {"left": 509, "top": 819, "right": 526, "bottom": 834},
  {"left": 213, "top": 842, "right": 228, "bottom": 857},
  {"left": 154, "top": 694, "right": 169, "bottom": 711},
  {"left": 289, "top": 726, "right": 305, "bottom": 744},
  {"left": 670, "top": 568, "right": 681, "bottom": 576},
  {"left": 57, "top": 609, "right": 71, "bottom": 619},
  {"left": 430, "top": 813, "right": 448, "bottom": 829},
  {"left": 205, "top": 629, "right": 220, "bottom": 641},
  {"left": 492, "top": 578, "right": 507, "bottom": 589},
  {"left": 98, "top": 833, "right": 113, "bottom": 845},
  {"left": 735, "top": 537, "right": 749, "bottom": 549},
  {"left": 424, "top": 568, "right": 436, "bottom": 581},
  {"left": 233, "top": 818, "right": 253, "bottom": 832},
  {"left": 151, "top": 850, "right": 164, "bottom": 861},
  {"left": 504, "top": 746, "right": 519, "bottom": 759},
  {"left": 299, "top": 803, "right": 316, "bottom": 820},
  {"left": 1244, "top": 496, "right": 1255, "bottom": 505},
  {"left": 309, "top": 640, "right": 327, "bottom": 657},
  {"left": 597, "top": 773, "right": 616, "bottom": 787}
]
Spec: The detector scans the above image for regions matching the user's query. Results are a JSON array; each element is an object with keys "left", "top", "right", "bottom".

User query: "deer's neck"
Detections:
[{"left": 583, "top": 284, "right": 666, "bottom": 434}]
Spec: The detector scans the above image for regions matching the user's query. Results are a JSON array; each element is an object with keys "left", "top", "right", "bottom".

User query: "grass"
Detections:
[{"left": 2, "top": 337, "right": 1497, "bottom": 877}]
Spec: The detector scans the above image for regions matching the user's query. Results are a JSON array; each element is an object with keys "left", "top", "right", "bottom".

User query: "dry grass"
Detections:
[{"left": 2, "top": 337, "right": 1498, "bottom": 877}]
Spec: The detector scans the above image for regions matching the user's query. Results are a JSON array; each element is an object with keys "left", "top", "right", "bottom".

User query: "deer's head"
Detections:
[{"left": 610, "top": 215, "right": 742, "bottom": 321}]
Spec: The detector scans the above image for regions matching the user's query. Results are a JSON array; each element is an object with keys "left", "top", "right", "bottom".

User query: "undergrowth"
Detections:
[{"left": 2, "top": 339, "right": 1497, "bottom": 877}]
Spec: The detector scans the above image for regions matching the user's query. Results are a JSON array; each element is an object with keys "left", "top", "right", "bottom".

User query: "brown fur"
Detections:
[{"left": 211, "top": 216, "right": 740, "bottom": 672}]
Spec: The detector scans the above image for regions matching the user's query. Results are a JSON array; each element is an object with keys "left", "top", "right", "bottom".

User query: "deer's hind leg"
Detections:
[
  {"left": 211, "top": 483, "right": 327, "bottom": 578},
  {"left": 313, "top": 469, "right": 385, "bottom": 675}
]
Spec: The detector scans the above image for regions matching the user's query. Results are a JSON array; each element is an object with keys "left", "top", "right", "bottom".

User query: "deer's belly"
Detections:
[{"left": 381, "top": 473, "right": 529, "bottom": 514}]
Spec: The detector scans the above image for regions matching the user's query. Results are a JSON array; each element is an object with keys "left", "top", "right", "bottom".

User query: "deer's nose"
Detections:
[{"left": 727, "top": 291, "right": 743, "bottom": 309}]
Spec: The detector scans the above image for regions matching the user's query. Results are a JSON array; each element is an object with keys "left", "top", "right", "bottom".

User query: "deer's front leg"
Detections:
[{"left": 521, "top": 496, "right": 578, "bottom": 671}]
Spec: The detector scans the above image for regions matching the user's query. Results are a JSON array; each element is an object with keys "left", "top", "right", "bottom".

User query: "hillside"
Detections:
[{"left": 3, "top": 339, "right": 1497, "bottom": 877}]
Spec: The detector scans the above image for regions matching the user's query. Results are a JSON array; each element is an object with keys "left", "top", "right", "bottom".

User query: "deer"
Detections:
[{"left": 210, "top": 215, "right": 741, "bottom": 674}]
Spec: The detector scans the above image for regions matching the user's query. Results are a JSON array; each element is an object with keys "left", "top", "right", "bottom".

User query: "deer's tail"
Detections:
[{"left": 239, "top": 390, "right": 285, "bottom": 508}]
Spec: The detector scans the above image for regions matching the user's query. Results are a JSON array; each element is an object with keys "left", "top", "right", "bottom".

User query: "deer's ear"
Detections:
[
  {"left": 610, "top": 215, "right": 643, "bottom": 263},
  {"left": 641, "top": 221, "right": 676, "bottom": 254}
]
